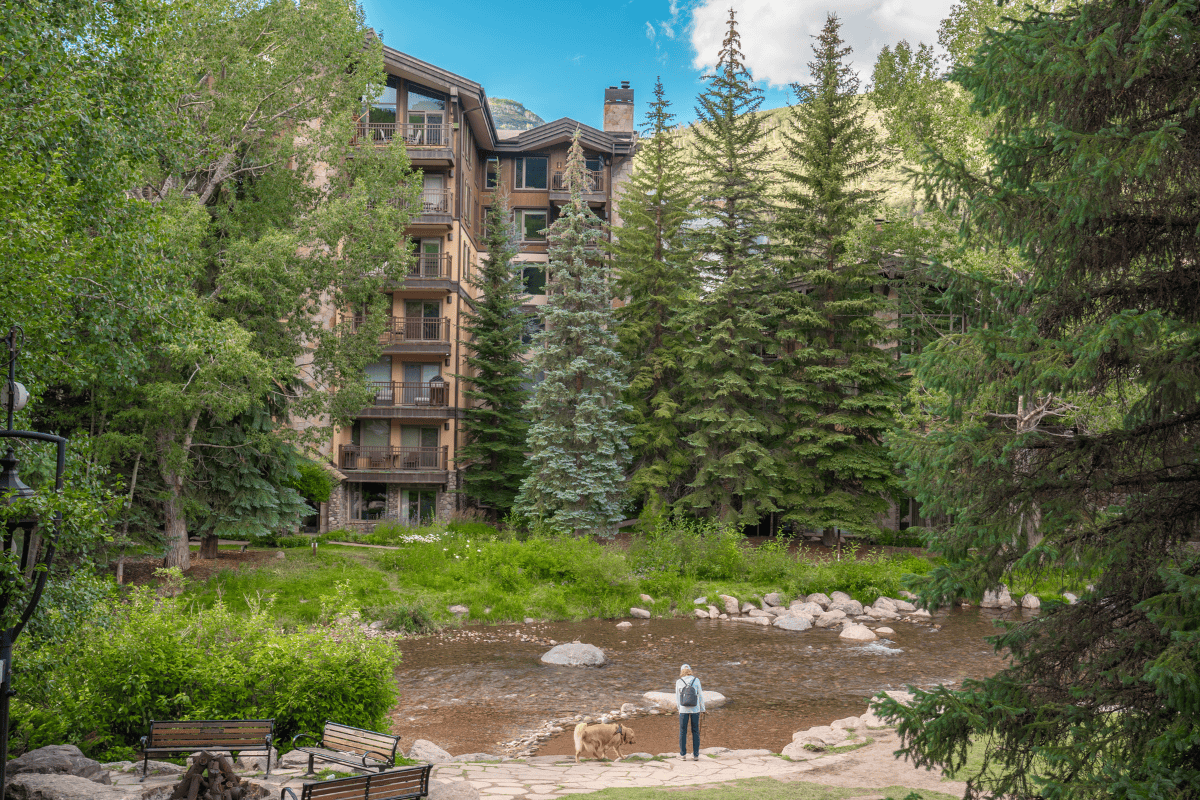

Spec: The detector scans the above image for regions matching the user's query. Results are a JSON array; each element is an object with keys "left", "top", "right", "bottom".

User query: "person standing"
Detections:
[{"left": 676, "top": 663, "right": 705, "bottom": 760}]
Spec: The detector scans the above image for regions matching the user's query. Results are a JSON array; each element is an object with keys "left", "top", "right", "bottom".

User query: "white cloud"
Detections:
[
  {"left": 645, "top": 20, "right": 657, "bottom": 40},
  {"left": 688, "top": 0, "right": 956, "bottom": 88}
]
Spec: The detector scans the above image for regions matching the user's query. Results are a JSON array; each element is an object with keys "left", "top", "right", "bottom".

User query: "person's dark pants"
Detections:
[{"left": 679, "top": 712, "right": 700, "bottom": 757}]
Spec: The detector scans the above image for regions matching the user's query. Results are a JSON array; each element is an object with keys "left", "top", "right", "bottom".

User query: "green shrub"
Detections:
[
  {"left": 13, "top": 585, "right": 399, "bottom": 758},
  {"left": 361, "top": 602, "right": 442, "bottom": 635},
  {"left": 446, "top": 520, "right": 500, "bottom": 539},
  {"left": 628, "top": 517, "right": 748, "bottom": 581}
]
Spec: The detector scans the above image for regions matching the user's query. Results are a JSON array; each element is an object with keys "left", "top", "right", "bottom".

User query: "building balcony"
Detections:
[
  {"left": 401, "top": 252, "right": 453, "bottom": 290},
  {"left": 353, "top": 119, "right": 454, "bottom": 166},
  {"left": 338, "top": 444, "right": 449, "bottom": 483},
  {"left": 344, "top": 315, "right": 453, "bottom": 355},
  {"left": 550, "top": 170, "right": 605, "bottom": 203},
  {"left": 407, "top": 189, "right": 453, "bottom": 226},
  {"left": 358, "top": 380, "right": 451, "bottom": 419}
]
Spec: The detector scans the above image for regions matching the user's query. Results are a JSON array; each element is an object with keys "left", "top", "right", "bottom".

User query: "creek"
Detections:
[{"left": 387, "top": 606, "right": 1019, "bottom": 757}]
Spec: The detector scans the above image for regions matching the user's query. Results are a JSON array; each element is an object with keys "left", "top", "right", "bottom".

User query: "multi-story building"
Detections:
[{"left": 321, "top": 46, "right": 638, "bottom": 532}]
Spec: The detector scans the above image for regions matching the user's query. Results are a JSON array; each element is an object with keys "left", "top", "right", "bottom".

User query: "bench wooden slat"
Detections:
[
  {"left": 293, "top": 721, "right": 401, "bottom": 775},
  {"left": 141, "top": 719, "right": 274, "bottom": 782},
  {"left": 298, "top": 766, "right": 431, "bottom": 800}
]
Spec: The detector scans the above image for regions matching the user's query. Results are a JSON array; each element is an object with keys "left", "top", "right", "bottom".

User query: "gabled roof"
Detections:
[
  {"left": 493, "top": 117, "right": 636, "bottom": 156},
  {"left": 381, "top": 45, "right": 499, "bottom": 149}
]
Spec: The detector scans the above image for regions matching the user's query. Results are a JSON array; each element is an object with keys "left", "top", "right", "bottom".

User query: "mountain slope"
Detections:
[{"left": 489, "top": 98, "right": 545, "bottom": 131}]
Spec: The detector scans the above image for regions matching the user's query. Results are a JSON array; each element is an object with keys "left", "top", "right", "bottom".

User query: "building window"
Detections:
[
  {"left": 402, "top": 488, "right": 437, "bottom": 525},
  {"left": 349, "top": 482, "right": 388, "bottom": 521},
  {"left": 407, "top": 87, "right": 446, "bottom": 145},
  {"left": 521, "top": 266, "right": 546, "bottom": 296},
  {"left": 517, "top": 210, "right": 547, "bottom": 241},
  {"left": 486, "top": 157, "right": 499, "bottom": 189},
  {"left": 514, "top": 156, "right": 548, "bottom": 189},
  {"left": 521, "top": 312, "right": 544, "bottom": 343}
]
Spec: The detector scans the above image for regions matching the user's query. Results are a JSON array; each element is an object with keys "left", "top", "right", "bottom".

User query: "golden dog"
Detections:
[{"left": 573, "top": 722, "right": 635, "bottom": 763}]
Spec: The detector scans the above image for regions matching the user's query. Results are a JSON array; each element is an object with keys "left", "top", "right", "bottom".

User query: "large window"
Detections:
[
  {"left": 514, "top": 156, "right": 548, "bottom": 189},
  {"left": 364, "top": 80, "right": 400, "bottom": 141},
  {"left": 349, "top": 482, "right": 388, "bottom": 520},
  {"left": 521, "top": 266, "right": 546, "bottom": 296},
  {"left": 485, "top": 157, "right": 499, "bottom": 189},
  {"left": 407, "top": 88, "right": 446, "bottom": 145},
  {"left": 401, "top": 489, "right": 437, "bottom": 525},
  {"left": 518, "top": 210, "right": 547, "bottom": 241}
]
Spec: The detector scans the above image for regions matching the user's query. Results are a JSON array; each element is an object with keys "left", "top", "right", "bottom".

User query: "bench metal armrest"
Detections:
[
  {"left": 281, "top": 788, "right": 299, "bottom": 800},
  {"left": 291, "top": 732, "right": 319, "bottom": 748},
  {"left": 139, "top": 735, "right": 148, "bottom": 752}
]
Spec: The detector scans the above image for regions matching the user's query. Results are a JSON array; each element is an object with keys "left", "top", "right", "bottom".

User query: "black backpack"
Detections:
[{"left": 679, "top": 677, "right": 698, "bottom": 707}]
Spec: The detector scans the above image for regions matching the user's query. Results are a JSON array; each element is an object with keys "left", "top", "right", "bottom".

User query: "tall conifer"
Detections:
[
  {"left": 612, "top": 78, "right": 697, "bottom": 506},
  {"left": 771, "top": 14, "right": 900, "bottom": 537},
  {"left": 456, "top": 186, "right": 530, "bottom": 515},
  {"left": 516, "top": 131, "right": 630, "bottom": 534},
  {"left": 675, "top": 9, "right": 782, "bottom": 524}
]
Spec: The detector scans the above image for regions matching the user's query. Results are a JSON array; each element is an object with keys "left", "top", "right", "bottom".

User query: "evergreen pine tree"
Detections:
[
  {"left": 612, "top": 78, "right": 698, "bottom": 506},
  {"left": 675, "top": 9, "right": 782, "bottom": 524},
  {"left": 772, "top": 13, "right": 900, "bottom": 536},
  {"left": 456, "top": 185, "right": 530, "bottom": 516},
  {"left": 516, "top": 131, "right": 630, "bottom": 534}
]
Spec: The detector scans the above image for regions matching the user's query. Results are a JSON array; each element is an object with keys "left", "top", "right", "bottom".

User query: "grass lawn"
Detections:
[{"left": 582, "top": 777, "right": 958, "bottom": 800}]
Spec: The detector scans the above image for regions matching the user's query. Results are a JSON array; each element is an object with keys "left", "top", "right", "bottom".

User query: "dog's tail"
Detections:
[{"left": 574, "top": 722, "right": 587, "bottom": 754}]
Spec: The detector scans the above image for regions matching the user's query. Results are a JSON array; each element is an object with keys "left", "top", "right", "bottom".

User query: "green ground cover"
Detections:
[{"left": 581, "top": 777, "right": 957, "bottom": 800}]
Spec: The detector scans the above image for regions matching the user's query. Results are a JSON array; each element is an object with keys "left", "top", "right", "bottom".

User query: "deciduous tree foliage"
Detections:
[
  {"left": 611, "top": 79, "right": 699, "bottom": 507},
  {"left": 457, "top": 186, "right": 531, "bottom": 516},
  {"left": 517, "top": 131, "right": 630, "bottom": 535},
  {"left": 879, "top": 2, "right": 1200, "bottom": 798},
  {"left": 772, "top": 14, "right": 900, "bottom": 536}
]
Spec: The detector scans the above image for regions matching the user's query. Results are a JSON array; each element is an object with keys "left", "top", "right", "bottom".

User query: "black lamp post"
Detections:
[{"left": 0, "top": 326, "right": 66, "bottom": 798}]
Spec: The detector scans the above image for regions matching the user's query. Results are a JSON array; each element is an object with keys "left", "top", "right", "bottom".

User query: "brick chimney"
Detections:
[{"left": 604, "top": 81, "right": 634, "bottom": 134}]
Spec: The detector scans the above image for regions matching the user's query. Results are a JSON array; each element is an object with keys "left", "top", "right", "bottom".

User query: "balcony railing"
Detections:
[
  {"left": 339, "top": 444, "right": 448, "bottom": 471},
  {"left": 345, "top": 315, "right": 452, "bottom": 347},
  {"left": 409, "top": 252, "right": 450, "bottom": 279},
  {"left": 368, "top": 381, "right": 449, "bottom": 408},
  {"left": 552, "top": 170, "right": 604, "bottom": 192},
  {"left": 410, "top": 189, "right": 452, "bottom": 216},
  {"left": 355, "top": 120, "right": 452, "bottom": 148}
]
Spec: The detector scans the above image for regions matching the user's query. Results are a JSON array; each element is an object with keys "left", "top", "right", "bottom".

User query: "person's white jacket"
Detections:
[{"left": 675, "top": 676, "right": 705, "bottom": 712}]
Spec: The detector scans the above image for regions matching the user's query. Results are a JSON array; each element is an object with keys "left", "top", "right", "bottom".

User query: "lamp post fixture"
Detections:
[{"left": 0, "top": 326, "right": 67, "bottom": 798}]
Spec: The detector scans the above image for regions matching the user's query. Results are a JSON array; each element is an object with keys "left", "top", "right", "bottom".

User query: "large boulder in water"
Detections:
[
  {"left": 839, "top": 623, "right": 877, "bottom": 641},
  {"left": 773, "top": 615, "right": 812, "bottom": 632},
  {"left": 540, "top": 642, "right": 607, "bottom": 666}
]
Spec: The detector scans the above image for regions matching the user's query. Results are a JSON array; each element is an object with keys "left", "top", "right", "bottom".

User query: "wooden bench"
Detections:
[
  {"left": 290, "top": 721, "right": 402, "bottom": 774},
  {"left": 139, "top": 719, "right": 274, "bottom": 781},
  {"left": 280, "top": 765, "right": 431, "bottom": 800}
]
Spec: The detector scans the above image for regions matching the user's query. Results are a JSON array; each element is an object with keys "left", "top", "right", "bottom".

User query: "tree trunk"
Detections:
[
  {"left": 162, "top": 471, "right": 191, "bottom": 571},
  {"left": 198, "top": 535, "right": 219, "bottom": 560}
]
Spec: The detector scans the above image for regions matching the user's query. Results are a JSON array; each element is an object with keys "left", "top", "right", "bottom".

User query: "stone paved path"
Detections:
[{"left": 107, "top": 730, "right": 964, "bottom": 799}]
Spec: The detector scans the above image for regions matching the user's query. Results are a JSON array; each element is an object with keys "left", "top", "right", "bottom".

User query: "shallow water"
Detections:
[{"left": 387, "top": 607, "right": 1019, "bottom": 756}]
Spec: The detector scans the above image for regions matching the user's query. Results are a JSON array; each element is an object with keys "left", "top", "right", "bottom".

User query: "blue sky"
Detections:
[{"left": 360, "top": 0, "right": 956, "bottom": 130}]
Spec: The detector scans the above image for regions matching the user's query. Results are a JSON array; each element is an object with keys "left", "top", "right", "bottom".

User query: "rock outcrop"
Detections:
[{"left": 540, "top": 642, "right": 607, "bottom": 666}]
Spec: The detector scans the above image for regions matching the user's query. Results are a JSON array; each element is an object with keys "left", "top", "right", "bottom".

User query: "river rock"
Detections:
[
  {"left": 911, "top": 608, "right": 932, "bottom": 618},
  {"left": 429, "top": 778, "right": 481, "bottom": 800},
  {"left": 718, "top": 595, "right": 740, "bottom": 615},
  {"left": 693, "top": 596, "right": 707, "bottom": 605},
  {"left": 873, "top": 596, "right": 898, "bottom": 612},
  {"left": 1063, "top": 592, "right": 1078, "bottom": 604},
  {"left": 1021, "top": 593, "right": 1041, "bottom": 609},
  {"left": 830, "top": 716, "right": 861, "bottom": 730},
  {"left": 630, "top": 607, "right": 651, "bottom": 619},
  {"left": 865, "top": 605, "right": 899, "bottom": 620},
  {"left": 829, "top": 591, "right": 852, "bottom": 603},
  {"left": 728, "top": 615, "right": 770, "bottom": 625},
  {"left": 773, "top": 615, "right": 812, "bottom": 631},
  {"left": 780, "top": 741, "right": 815, "bottom": 760},
  {"left": 5, "top": 745, "right": 106, "bottom": 782},
  {"left": 875, "top": 627, "right": 895, "bottom": 636},
  {"left": 448, "top": 604, "right": 469, "bottom": 615},
  {"left": 839, "top": 623, "right": 877, "bottom": 641},
  {"left": 790, "top": 601, "right": 824, "bottom": 616},
  {"left": 747, "top": 608, "right": 774, "bottom": 618},
  {"left": 806, "top": 593, "right": 831, "bottom": 609},
  {"left": 694, "top": 608, "right": 710, "bottom": 619},
  {"left": 408, "top": 739, "right": 453, "bottom": 763},
  {"left": 616, "top": 621, "right": 632, "bottom": 629},
  {"left": 814, "top": 609, "right": 847, "bottom": 628},
  {"left": 831, "top": 599, "right": 863, "bottom": 616},
  {"left": 643, "top": 690, "right": 727, "bottom": 712},
  {"left": 893, "top": 599, "right": 917, "bottom": 612},
  {"left": 763, "top": 592, "right": 783, "bottom": 607},
  {"left": 740, "top": 602, "right": 756, "bottom": 614},
  {"left": 980, "top": 587, "right": 1014, "bottom": 608},
  {"left": 639, "top": 593, "right": 654, "bottom": 604},
  {"left": 859, "top": 708, "right": 889, "bottom": 727},
  {"left": 541, "top": 642, "right": 607, "bottom": 666},
  {"left": 5, "top": 774, "right": 127, "bottom": 799},
  {"left": 280, "top": 750, "right": 312, "bottom": 769},
  {"left": 707, "top": 604, "right": 721, "bottom": 618},
  {"left": 790, "top": 725, "right": 848, "bottom": 750}
]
